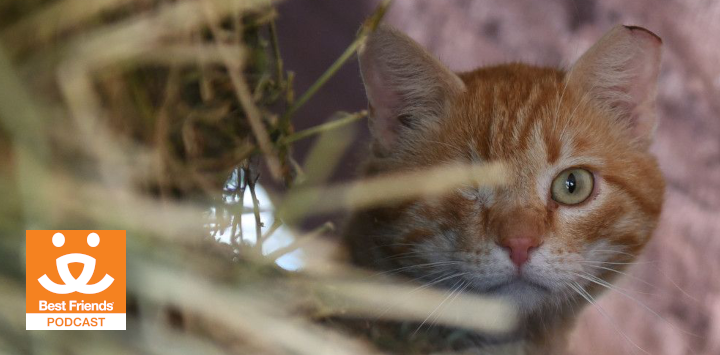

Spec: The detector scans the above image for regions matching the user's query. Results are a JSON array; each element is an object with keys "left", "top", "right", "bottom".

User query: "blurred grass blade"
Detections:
[
  {"left": 280, "top": 110, "right": 367, "bottom": 146},
  {"left": 280, "top": 162, "right": 507, "bottom": 221},
  {"left": 280, "top": 0, "right": 391, "bottom": 124}
]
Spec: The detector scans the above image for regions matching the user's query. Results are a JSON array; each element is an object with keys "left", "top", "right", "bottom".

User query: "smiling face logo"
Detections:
[
  {"left": 38, "top": 233, "right": 115, "bottom": 294},
  {"left": 26, "top": 230, "right": 126, "bottom": 330}
]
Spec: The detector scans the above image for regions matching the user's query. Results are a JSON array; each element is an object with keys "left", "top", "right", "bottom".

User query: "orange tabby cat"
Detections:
[{"left": 344, "top": 24, "right": 665, "bottom": 354}]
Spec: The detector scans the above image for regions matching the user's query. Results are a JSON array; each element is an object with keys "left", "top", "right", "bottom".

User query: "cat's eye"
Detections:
[{"left": 551, "top": 168, "right": 594, "bottom": 205}]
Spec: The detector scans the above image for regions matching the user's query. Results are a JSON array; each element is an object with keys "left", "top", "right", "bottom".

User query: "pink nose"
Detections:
[{"left": 500, "top": 237, "right": 540, "bottom": 268}]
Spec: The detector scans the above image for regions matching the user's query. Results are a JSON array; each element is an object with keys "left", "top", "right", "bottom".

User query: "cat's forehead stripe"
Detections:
[{"left": 470, "top": 78, "right": 562, "bottom": 162}]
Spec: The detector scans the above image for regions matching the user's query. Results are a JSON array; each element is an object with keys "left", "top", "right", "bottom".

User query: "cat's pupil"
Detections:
[{"left": 566, "top": 173, "right": 576, "bottom": 193}]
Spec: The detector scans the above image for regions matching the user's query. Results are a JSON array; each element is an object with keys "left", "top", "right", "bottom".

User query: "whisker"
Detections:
[
  {"left": 568, "top": 281, "right": 649, "bottom": 355},
  {"left": 590, "top": 249, "right": 645, "bottom": 259},
  {"left": 554, "top": 63, "right": 573, "bottom": 121},
  {"left": 659, "top": 268, "right": 702, "bottom": 305},
  {"left": 565, "top": 86, "right": 592, "bottom": 123},
  {"left": 580, "top": 260, "right": 653, "bottom": 266},
  {"left": 369, "top": 242, "right": 458, "bottom": 253},
  {"left": 574, "top": 272, "right": 701, "bottom": 340},
  {"left": 373, "top": 251, "right": 429, "bottom": 263},
  {"left": 376, "top": 250, "right": 458, "bottom": 263},
  {"left": 572, "top": 271, "right": 653, "bottom": 296},
  {"left": 374, "top": 271, "right": 469, "bottom": 320},
  {"left": 428, "top": 280, "right": 470, "bottom": 331},
  {"left": 413, "top": 278, "right": 465, "bottom": 335},
  {"left": 372, "top": 261, "right": 463, "bottom": 278},
  {"left": 402, "top": 268, "right": 457, "bottom": 285},
  {"left": 580, "top": 264, "right": 658, "bottom": 290},
  {"left": 586, "top": 256, "right": 702, "bottom": 306}
]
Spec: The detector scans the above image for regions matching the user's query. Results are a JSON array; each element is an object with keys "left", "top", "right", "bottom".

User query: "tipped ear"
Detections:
[
  {"left": 567, "top": 25, "right": 662, "bottom": 147},
  {"left": 358, "top": 25, "right": 465, "bottom": 151}
]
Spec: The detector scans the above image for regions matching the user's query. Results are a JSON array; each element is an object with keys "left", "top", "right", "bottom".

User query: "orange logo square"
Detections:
[{"left": 26, "top": 230, "right": 126, "bottom": 330}]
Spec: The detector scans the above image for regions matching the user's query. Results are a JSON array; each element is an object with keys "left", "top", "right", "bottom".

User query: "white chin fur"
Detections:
[{"left": 488, "top": 280, "right": 549, "bottom": 314}]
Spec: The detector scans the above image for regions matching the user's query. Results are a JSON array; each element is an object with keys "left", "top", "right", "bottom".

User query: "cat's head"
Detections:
[{"left": 353, "top": 25, "right": 665, "bottom": 316}]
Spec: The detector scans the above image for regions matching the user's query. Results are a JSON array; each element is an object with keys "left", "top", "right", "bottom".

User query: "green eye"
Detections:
[{"left": 551, "top": 168, "right": 594, "bottom": 205}]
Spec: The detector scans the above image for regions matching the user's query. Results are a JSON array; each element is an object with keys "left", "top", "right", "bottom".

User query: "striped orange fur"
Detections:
[{"left": 344, "top": 24, "right": 665, "bottom": 354}]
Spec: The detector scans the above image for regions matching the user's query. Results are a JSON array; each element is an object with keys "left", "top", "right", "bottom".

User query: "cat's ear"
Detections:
[
  {"left": 566, "top": 25, "right": 662, "bottom": 147},
  {"left": 358, "top": 25, "right": 465, "bottom": 151}
]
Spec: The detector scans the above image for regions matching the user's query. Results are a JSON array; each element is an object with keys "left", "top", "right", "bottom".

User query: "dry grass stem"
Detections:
[{"left": 281, "top": 162, "right": 507, "bottom": 221}]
